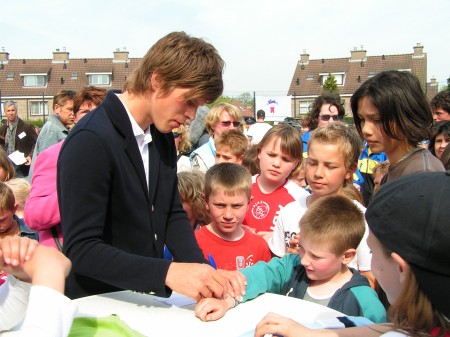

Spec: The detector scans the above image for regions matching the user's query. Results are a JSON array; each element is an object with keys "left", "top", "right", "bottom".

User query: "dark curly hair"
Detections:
[{"left": 307, "top": 93, "right": 345, "bottom": 130}]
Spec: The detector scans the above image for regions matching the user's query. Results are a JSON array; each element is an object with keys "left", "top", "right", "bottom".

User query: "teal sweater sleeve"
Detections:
[
  {"left": 350, "top": 286, "right": 387, "bottom": 323},
  {"left": 240, "top": 254, "right": 299, "bottom": 303}
]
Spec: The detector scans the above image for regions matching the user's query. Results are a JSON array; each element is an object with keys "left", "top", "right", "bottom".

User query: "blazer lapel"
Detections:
[{"left": 106, "top": 91, "right": 149, "bottom": 200}]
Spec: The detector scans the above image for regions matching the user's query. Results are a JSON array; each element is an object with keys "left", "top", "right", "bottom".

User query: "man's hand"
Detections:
[
  {"left": 165, "top": 262, "right": 228, "bottom": 302},
  {"left": 217, "top": 269, "right": 246, "bottom": 301}
]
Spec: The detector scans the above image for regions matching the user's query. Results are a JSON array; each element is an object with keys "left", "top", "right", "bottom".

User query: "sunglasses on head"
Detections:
[
  {"left": 172, "top": 132, "right": 180, "bottom": 139},
  {"left": 219, "top": 121, "right": 240, "bottom": 127},
  {"left": 319, "top": 114, "right": 344, "bottom": 122}
]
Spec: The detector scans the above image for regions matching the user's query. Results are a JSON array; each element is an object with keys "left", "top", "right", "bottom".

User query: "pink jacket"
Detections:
[{"left": 24, "top": 141, "right": 64, "bottom": 249}]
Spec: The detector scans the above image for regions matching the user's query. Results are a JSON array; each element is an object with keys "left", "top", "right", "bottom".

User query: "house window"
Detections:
[
  {"left": 320, "top": 73, "right": 345, "bottom": 86},
  {"left": 300, "top": 100, "right": 314, "bottom": 114},
  {"left": 29, "top": 101, "right": 49, "bottom": 116},
  {"left": 87, "top": 74, "right": 111, "bottom": 86},
  {"left": 71, "top": 72, "right": 78, "bottom": 80},
  {"left": 307, "top": 74, "right": 314, "bottom": 80},
  {"left": 7, "top": 73, "right": 14, "bottom": 80},
  {"left": 22, "top": 74, "right": 47, "bottom": 87}
]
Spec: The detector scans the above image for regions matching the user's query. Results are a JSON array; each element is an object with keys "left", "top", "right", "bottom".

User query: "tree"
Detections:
[
  {"left": 322, "top": 73, "right": 339, "bottom": 94},
  {"left": 208, "top": 95, "right": 234, "bottom": 107},
  {"left": 236, "top": 92, "right": 254, "bottom": 107}
]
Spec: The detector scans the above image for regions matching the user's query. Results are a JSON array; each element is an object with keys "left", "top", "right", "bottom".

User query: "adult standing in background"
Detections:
[
  {"left": 28, "top": 90, "right": 76, "bottom": 180},
  {"left": 58, "top": 32, "right": 233, "bottom": 300},
  {"left": 190, "top": 103, "right": 244, "bottom": 172},
  {"left": 0, "top": 101, "right": 38, "bottom": 177},
  {"left": 301, "top": 93, "right": 345, "bottom": 153},
  {"left": 430, "top": 90, "right": 450, "bottom": 122},
  {"left": 246, "top": 109, "right": 272, "bottom": 145}
]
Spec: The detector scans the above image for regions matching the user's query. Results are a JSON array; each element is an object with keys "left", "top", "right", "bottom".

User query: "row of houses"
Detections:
[{"left": 0, "top": 44, "right": 440, "bottom": 121}]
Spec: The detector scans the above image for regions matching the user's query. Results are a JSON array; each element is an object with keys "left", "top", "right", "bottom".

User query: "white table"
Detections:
[{"left": 74, "top": 291, "right": 344, "bottom": 337}]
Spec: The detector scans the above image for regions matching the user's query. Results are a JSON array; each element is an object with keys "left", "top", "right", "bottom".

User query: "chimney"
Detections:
[
  {"left": 429, "top": 77, "right": 437, "bottom": 86},
  {"left": 113, "top": 47, "right": 129, "bottom": 63},
  {"left": 350, "top": 46, "right": 367, "bottom": 62},
  {"left": 300, "top": 49, "right": 309, "bottom": 65},
  {"left": 413, "top": 43, "right": 424, "bottom": 58},
  {"left": 0, "top": 47, "right": 9, "bottom": 63},
  {"left": 53, "top": 47, "right": 70, "bottom": 63}
]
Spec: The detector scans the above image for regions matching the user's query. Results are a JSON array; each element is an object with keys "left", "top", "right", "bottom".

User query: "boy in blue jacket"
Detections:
[{"left": 195, "top": 195, "right": 386, "bottom": 324}]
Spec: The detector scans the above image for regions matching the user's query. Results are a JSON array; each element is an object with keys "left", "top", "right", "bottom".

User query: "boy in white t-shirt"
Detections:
[{"left": 269, "top": 122, "right": 374, "bottom": 286}]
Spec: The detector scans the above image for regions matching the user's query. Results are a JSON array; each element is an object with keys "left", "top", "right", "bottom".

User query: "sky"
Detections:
[{"left": 1, "top": 0, "right": 449, "bottom": 94}]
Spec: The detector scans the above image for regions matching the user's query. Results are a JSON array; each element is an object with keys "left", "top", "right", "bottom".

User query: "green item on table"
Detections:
[{"left": 69, "top": 314, "right": 146, "bottom": 337}]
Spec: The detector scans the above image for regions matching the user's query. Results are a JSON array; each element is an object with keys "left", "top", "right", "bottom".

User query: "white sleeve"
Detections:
[
  {"left": 19, "top": 285, "right": 77, "bottom": 337},
  {"left": 352, "top": 201, "right": 372, "bottom": 271},
  {"left": 355, "top": 220, "right": 372, "bottom": 271},
  {"left": 269, "top": 209, "right": 288, "bottom": 257},
  {"left": 0, "top": 275, "right": 31, "bottom": 332}
]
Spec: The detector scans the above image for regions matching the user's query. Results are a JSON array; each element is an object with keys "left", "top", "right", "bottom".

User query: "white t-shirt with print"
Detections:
[{"left": 268, "top": 196, "right": 372, "bottom": 271}]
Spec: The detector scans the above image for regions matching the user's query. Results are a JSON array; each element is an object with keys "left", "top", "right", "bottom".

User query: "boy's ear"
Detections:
[
  {"left": 13, "top": 202, "right": 19, "bottom": 214},
  {"left": 345, "top": 163, "right": 357, "bottom": 180},
  {"left": 202, "top": 194, "right": 209, "bottom": 210},
  {"left": 342, "top": 248, "right": 357, "bottom": 265}
]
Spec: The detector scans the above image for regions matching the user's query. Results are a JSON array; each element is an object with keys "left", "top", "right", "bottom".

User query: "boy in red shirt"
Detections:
[{"left": 195, "top": 163, "right": 271, "bottom": 270}]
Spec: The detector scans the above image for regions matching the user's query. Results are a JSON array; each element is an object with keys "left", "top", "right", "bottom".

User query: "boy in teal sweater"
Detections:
[{"left": 195, "top": 195, "right": 386, "bottom": 324}]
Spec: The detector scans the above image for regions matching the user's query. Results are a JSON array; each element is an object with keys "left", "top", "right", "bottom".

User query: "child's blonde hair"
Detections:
[
  {"left": 0, "top": 181, "right": 16, "bottom": 212},
  {"left": 205, "top": 163, "right": 252, "bottom": 201},
  {"left": 177, "top": 170, "right": 210, "bottom": 227},
  {"left": 300, "top": 195, "right": 365, "bottom": 255},
  {"left": 215, "top": 129, "right": 248, "bottom": 158},
  {"left": 308, "top": 122, "right": 360, "bottom": 171},
  {"left": 5, "top": 178, "right": 30, "bottom": 213},
  {"left": 257, "top": 124, "right": 303, "bottom": 176}
]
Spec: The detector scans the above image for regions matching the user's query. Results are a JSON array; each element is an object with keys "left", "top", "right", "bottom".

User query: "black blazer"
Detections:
[{"left": 57, "top": 91, "right": 205, "bottom": 299}]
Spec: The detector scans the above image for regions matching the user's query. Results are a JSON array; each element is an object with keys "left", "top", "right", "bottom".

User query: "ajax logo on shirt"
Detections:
[{"left": 251, "top": 201, "right": 270, "bottom": 219}]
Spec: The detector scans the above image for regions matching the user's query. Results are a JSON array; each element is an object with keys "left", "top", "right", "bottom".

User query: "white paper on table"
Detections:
[{"left": 8, "top": 151, "right": 26, "bottom": 165}]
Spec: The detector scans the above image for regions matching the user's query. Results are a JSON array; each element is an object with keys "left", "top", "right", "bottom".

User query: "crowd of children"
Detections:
[{"left": 1, "top": 65, "right": 449, "bottom": 336}]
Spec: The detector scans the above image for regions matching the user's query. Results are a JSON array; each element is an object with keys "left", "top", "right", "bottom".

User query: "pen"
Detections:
[{"left": 208, "top": 254, "right": 217, "bottom": 269}]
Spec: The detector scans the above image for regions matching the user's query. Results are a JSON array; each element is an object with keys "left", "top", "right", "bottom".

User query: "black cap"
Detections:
[
  {"left": 256, "top": 109, "right": 265, "bottom": 118},
  {"left": 366, "top": 171, "right": 450, "bottom": 318},
  {"left": 244, "top": 117, "right": 256, "bottom": 125}
]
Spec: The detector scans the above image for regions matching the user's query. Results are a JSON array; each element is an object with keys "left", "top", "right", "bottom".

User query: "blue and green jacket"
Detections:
[{"left": 241, "top": 254, "right": 386, "bottom": 323}]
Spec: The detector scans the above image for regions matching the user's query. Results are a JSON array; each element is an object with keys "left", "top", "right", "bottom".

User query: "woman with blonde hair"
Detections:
[{"left": 190, "top": 103, "right": 243, "bottom": 172}]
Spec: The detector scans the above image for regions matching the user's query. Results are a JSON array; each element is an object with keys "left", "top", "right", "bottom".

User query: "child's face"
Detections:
[
  {"left": 181, "top": 199, "right": 196, "bottom": 228},
  {"left": 367, "top": 231, "right": 402, "bottom": 305},
  {"left": 357, "top": 97, "right": 404, "bottom": 161},
  {"left": 291, "top": 171, "right": 307, "bottom": 188},
  {"left": 434, "top": 132, "right": 450, "bottom": 159},
  {"left": 306, "top": 142, "right": 352, "bottom": 197},
  {"left": 258, "top": 137, "right": 298, "bottom": 186},
  {"left": 0, "top": 208, "right": 15, "bottom": 234},
  {"left": 215, "top": 145, "right": 242, "bottom": 165},
  {"left": 206, "top": 189, "right": 249, "bottom": 239},
  {"left": 298, "top": 234, "right": 345, "bottom": 283}
]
